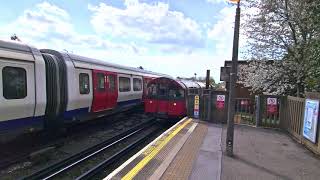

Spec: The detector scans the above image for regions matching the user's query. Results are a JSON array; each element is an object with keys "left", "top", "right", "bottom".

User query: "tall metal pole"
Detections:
[
  {"left": 205, "top": 70, "right": 210, "bottom": 89},
  {"left": 206, "top": 70, "right": 211, "bottom": 121},
  {"left": 226, "top": 1, "right": 241, "bottom": 157}
]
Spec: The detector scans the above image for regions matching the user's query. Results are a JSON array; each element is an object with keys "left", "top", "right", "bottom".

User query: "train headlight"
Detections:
[{"left": 173, "top": 103, "right": 176, "bottom": 106}]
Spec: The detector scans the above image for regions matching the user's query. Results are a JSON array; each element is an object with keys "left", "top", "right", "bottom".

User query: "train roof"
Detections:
[
  {"left": 149, "top": 77, "right": 186, "bottom": 89},
  {"left": 40, "top": 49, "right": 170, "bottom": 78},
  {"left": 0, "top": 40, "right": 42, "bottom": 62},
  {"left": 196, "top": 82, "right": 207, "bottom": 88},
  {"left": 66, "top": 53, "right": 169, "bottom": 77},
  {"left": 0, "top": 40, "right": 169, "bottom": 78},
  {"left": 148, "top": 77, "right": 213, "bottom": 90},
  {"left": 179, "top": 80, "right": 201, "bottom": 89}
]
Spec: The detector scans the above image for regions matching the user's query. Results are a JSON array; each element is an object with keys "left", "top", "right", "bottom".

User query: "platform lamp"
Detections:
[{"left": 226, "top": 0, "right": 241, "bottom": 157}]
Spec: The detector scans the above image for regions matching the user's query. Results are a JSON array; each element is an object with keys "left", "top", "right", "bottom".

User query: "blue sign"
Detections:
[
  {"left": 194, "top": 110, "right": 199, "bottom": 119},
  {"left": 303, "top": 99, "right": 319, "bottom": 143}
]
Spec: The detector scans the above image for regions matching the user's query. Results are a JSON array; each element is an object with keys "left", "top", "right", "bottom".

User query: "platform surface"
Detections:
[
  {"left": 105, "top": 117, "right": 222, "bottom": 180},
  {"left": 105, "top": 117, "right": 320, "bottom": 180},
  {"left": 221, "top": 125, "right": 320, "bottom": 180}
]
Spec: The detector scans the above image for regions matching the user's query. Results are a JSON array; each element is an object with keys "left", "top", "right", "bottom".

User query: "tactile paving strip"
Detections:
[
  {"left": 108, "top": 118, "right": 195, "bottom": 180},
  {"left": 133, "top": 123, "right": 194, "bottom": 180},
  {"left": 161, "top": 122, "right": 208, "bottom": 180}
]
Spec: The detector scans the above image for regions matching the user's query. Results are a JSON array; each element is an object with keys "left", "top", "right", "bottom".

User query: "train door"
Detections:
[
  {"left": 92, "top": 70, "right": 107, "bottom": 112},
  {"left": 145, "top": 82, "right": 158, "bottom": 113},
  {"left": 106, "top": 72, "right": 118, "bottom": 109},
  {"left": 0, "top": 60, "right": 35, "bottom": 122},
  {"left": 157, "top": 82, "right": 169, "bottom": 114},
  {"left": 143, "top": 77, "right": 152, "bottom": 100}
]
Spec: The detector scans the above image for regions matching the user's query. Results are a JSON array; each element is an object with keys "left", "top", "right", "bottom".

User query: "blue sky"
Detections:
[{"left": 0, "top": 0, "right": 246, "bottom": 81}]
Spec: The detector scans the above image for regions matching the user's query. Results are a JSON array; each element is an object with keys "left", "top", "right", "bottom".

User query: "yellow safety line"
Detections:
[{"left": 121, "top": 118, "right": 192, "bottom": 180}]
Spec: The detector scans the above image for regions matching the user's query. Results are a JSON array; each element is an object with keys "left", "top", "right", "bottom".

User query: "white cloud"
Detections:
[
  {"left": 208, "top": 7, "right": 234, "bottom": 46},
  {"left": 88, "top": 0, "right": 204, "bottom": 50},
  {"left": 0, "top": 2, "right": 141, "bottom": 55},
  {"left": 206, "top": 0, "right": 226, "bottom": 4},
  {"left": 207, "top": 6, "right": 247, "bottom": 58},
  {"left": 0, "top": 1, "right": 232, "bottom": 82}
]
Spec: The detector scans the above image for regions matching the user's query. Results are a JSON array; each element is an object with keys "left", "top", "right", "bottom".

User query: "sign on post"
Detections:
[
  {"left": 267, "top": 97, "right": 278, "bottom": 114},
  {"left": 194, "top": 95, "right": 200, "bottom": 118},
  {"left": 302, "top": 99, "right": 319, "bottom": 143},
  {"left": 216, "top": 95, "right": 225, "bottom": 110}
]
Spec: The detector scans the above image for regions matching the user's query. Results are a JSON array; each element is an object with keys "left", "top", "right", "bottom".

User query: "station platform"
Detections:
[{"left": 105, "top": 117, "right": 222, "bottom": 180}]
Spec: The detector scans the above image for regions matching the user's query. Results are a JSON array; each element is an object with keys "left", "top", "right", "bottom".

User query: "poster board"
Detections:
[{"left": 302, "top": 99, "right": 319, "bottom": 143}]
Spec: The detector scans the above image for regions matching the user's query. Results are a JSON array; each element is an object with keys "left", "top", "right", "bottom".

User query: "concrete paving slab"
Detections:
[
  {"left": 190, "top": 124, "right": 222, "bottom": 180},
  {"left": 221, "top": 125, "right": 320, "bottom": 180}
]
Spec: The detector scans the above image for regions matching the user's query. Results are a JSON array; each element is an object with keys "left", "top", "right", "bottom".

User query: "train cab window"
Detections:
[
  {"left": 79, "top": 73, "right": 90, "bottom": 94},
  {"left": 2, "top": 66, "right": 27, "bottom": 99},
  {"left": 133, "top": 78, "right": 142, "bottom": 91},
  {"left": 147, "top": 84, "right": 157, "bottom": 97},
  {"left": 97, "top": 73, "right": 105, "bottom": 92},
  {"left": 119, "top": 77, "right": 131, "bottom": 92},
  {"left": 107, "top": 75, "right": 116, "bottom": 92},
  {"left": 158, "top": 84, "right": 168, "bottom": 98},
  {"left": 169, "top": 89, "right": 185, "bottom": 99}
]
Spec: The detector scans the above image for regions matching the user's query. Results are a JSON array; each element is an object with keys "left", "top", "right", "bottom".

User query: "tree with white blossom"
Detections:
[{"left": 240, "top": 0, "right": 320, "bottom": 96}]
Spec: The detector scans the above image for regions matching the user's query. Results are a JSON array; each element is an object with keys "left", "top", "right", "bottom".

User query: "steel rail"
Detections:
[
  {"left": 21, "top": 118, "right": 155, "bottom": 180},
  {"left": 76, "top": 128, "right": 159, "bottom": 180}
]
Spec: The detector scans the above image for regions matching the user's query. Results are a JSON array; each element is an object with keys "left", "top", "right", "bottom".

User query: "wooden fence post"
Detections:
[{"left": 279, "top": 96, "right": 287, "bottom": 130}]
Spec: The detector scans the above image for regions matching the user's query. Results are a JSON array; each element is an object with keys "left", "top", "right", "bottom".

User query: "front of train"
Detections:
[{"left": 144, "top": 77, "right": 187, "bottom": 119}]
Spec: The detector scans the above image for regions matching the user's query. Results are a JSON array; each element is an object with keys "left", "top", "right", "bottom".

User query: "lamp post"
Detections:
[{"left": 226, "top": 0, "right": 241, "bottom": 157}]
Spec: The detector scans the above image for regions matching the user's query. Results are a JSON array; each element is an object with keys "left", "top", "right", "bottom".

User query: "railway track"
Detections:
[
  {"left": 21, "top": 118, "right": 160, "bottom": 180},
  {"left": 0, "top": 107, "right": 144, "bottom": 170}
]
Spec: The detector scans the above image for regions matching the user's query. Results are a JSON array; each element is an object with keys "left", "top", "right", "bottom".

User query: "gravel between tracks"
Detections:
[{"left": 0, "top": 111, "right": 159, "bottom": 179}]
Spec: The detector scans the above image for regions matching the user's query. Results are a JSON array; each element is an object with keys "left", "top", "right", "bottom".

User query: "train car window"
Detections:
[
  {"left": 107, "top": 75, "right": 116, "bottom": 92},
  {"left": 119, "top": 77, "right": 131, "bottom": 92},
  {"left": 133, "top": 78, "right": 142, "bottom": 91},
  {"left": 97, "top": 73, "right": 105, "bottom": 92},
  {"left": 79, "top": 73, "right": 90, "bottom": 94},
  {"left": 2, "top": 66, "right": 27, "bottom": 99},
  {"left": 188, "top": 89, "right": 198, "bottom": 95}
]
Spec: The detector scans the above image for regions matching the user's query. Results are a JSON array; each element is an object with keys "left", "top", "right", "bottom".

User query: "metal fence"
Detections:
[
  {"left": 257, "top": 95, "right": 283, "bottom": 128},
  {"left": 233, "top": 95, "right": 283, "bottom": 128},
  {"left": 187, "top": 90, "right": 320, "bottom": 155},
  {"left": 234, "top": 98, "right": 255, "bottom": 125},
  {"left": 187, "top": 91, "right": 283, "bottom": 127},
  {"left": 187, "top": 90, "right": 228, "bottom": 123}
]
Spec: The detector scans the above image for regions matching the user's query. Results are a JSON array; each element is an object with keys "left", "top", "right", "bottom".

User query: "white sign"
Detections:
[
  {"left": 303, "top": 99, "right": 319, "bottom": 143},
  {"left": 217, "top": 95, "right": 225, "bottom": 102},
  {"left": 267, "top": 98, "right": 277, "bottom": 105}
]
